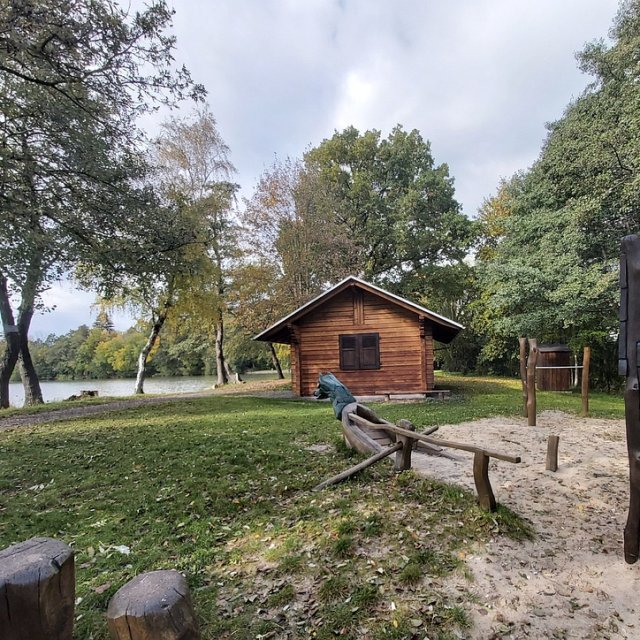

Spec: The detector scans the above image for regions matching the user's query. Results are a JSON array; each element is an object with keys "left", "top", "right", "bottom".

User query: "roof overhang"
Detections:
[{"left": 254, "top": 276, "right": 464, "bottom": 345}]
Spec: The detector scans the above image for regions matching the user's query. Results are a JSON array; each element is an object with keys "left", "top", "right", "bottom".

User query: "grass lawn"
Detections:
[{"left": 0, "top": 374, "right": 623, "bottom": 639}]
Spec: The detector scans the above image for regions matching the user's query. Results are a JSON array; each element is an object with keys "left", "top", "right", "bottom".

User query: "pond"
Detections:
[{"left": 7, "top": 371, "right": 282, "bottom": 407}]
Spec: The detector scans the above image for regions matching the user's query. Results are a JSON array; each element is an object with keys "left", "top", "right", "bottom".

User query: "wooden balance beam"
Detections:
[{"left": 319, "top": 412, "right": 521, "bottom": 512}]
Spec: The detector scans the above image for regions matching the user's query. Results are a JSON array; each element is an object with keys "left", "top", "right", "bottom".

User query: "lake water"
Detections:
[{"left": 7, "top": 371, "right": 281, "bottom": 407}]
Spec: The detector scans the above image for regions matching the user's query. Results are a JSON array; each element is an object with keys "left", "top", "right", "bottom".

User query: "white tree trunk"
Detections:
[{"left": 135, "top": 313, "right": 168, "bottom": 395}]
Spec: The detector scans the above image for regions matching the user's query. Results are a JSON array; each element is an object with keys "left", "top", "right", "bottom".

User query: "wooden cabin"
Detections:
[{"left": 254, "top": 276, "right": 463, "bottom": 397}]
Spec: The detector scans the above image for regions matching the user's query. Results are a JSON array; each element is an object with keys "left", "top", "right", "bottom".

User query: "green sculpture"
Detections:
[{"left": 313, "top": 372, "right": 357, "bottom": 419}]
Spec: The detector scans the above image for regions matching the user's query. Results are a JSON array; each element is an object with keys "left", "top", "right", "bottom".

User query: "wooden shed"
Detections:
[
  {"left": 537, "top": 344, "right": 572, "bottom": 391},
  {"left": 254, "top": 276, "right": 463, "bottom": 397}
]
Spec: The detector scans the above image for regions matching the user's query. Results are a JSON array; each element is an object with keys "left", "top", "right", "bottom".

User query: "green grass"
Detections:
[{"left": 0, "top": 374, "right": 622, "bottom": 638}]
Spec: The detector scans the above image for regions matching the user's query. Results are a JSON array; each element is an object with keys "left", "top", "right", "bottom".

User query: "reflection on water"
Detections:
[{"left": 7, "top": 371, "right": 280, "bottom": 407}]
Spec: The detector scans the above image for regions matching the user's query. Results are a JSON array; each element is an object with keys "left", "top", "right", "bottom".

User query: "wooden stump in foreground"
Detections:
[
  {"left": 0, "top": 537, "right": 75, "bottom": 640},
  {"left": 107, "top": 569, "right": 200, "bottom": 640}
]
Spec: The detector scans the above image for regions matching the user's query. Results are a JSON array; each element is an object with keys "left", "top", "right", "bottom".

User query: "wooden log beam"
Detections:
[
  {"left": 314, "top": 443, "right": 403, "bottom": 491},
  {"left": 347, "top": 413, "right": 521, "bottom": 464},
  {"left": 546, "top": 435, "right": 560, "bottom": 472},
  {"left": 107, "top": 570, "right": 200, "bottom": 640},
  {"left": 0, "top": 537, "right": 75, "bottom": 640},
  {"left": 473, "top": 452, "right": 497, "bottom": 512},
  {"left": 527, "top": 338, "right": 538, "bottom": 426},
  {"left": 519, "top": 337, "right": 528, "bottom": 417},
  {"left": 394, "top": 419, "right": 414, "bottom": 471},
  {"left": 581, "top": 346, "right": 591, "bottom": 417}
]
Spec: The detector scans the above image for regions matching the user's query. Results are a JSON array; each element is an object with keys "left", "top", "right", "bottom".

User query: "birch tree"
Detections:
[{"left": 151, "top": 109, "right": 236, "bottom": 387}]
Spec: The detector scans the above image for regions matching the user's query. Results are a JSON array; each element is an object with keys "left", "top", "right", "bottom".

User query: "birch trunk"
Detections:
[
  {"left": 134, "top": 312, "right": 168, "bottom": 395},
  {"left": 0, "top": 275, "right": 20, "bottom": 409},
  {"left": 268, "top": 342, "right": 285, "bottom": 379},
  {"left": 17, "top": 285, "right": 43, "bottom": 405}
]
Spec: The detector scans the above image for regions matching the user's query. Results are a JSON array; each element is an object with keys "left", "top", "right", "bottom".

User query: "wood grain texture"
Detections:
[
  {"left": 314, "top": 443, "right": 403, "bottom": 491},
  {"left": 297, "top": 289, "right": 437, "bottom": 395},
  {"left": 394, "top": 419, "right": 415, "bottom": 472},
  {"left": 0, "top": 537, "right": 75, "bottom": 640},
  {"left": 473, "top": 452, "right": 497, "bottom": 512},
  {"left": 621, "top": 236, "right": 640, "bottom": 563},
  {"left": 537, "top": 347, "right": 571, "bottom": 391},
  {"left": 107, "top": 570, "right": 200, "bottom": 640},
  {"left": 546, "top": 435, "right": 560, "bottom": 472}
]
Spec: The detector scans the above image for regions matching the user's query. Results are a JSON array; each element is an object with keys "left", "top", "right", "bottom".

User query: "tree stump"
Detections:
[
  {"left": 107, "top": 570, "right": 200, "bottom": 640},
  {"left": 0, "top": 537, "right": 75, "bottom": 640}
]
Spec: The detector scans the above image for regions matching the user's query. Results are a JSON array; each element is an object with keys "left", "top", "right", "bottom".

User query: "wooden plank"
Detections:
[
  {"left": 314, "top": 443, "right": 403, "bottom": 490},
  {"left": 347, "top": 413, "right": 520, "bottom": 463},
  {"left": 473, "top": 452, "right": 497, "bottom": 512},
  {"left": 546, "top": 435, "right": 560, "bottom": 472}
]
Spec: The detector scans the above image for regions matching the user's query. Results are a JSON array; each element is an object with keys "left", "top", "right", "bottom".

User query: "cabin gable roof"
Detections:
[{"left": 254, "top": 276, "right": 464, "bottom": 344}]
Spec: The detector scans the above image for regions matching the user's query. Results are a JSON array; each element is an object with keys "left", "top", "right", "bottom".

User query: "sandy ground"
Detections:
[{"left": 410, "top": 410, "right": 640, "bottom": 639}]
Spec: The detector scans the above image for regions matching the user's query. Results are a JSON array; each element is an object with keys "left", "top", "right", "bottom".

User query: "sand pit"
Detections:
[{"left": 410, "top": 410, "right": 640, "bottom": 639}]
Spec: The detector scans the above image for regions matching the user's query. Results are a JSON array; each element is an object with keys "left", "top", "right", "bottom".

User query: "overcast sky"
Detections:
[{"left": 32, "top": 0, "right": 621, "bottom": 337}]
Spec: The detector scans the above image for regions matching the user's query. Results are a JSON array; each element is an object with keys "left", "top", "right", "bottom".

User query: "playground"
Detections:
[
  {"left": 0, "top": 376, "right": 636, "bottom": 638},
  {"left": 409, "top": 409, "right": 637, "bottom": 639}
]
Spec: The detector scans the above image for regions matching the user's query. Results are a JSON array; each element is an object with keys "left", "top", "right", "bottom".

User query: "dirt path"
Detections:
[
  {"left": 0, "top": 392, "right": 215, "bottom": 432},
  {"left": 411, "top": 410, "right": 639, "bottom": 639}
]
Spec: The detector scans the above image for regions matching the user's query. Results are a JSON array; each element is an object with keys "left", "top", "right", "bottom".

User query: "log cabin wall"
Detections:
[{"left": 295, "top": 287, "right": 434, "bottom": 396}]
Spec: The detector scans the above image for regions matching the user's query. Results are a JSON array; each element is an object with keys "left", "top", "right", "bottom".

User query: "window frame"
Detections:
[{"left": 339, "top": 333, "right": 380, "bottom": 371}]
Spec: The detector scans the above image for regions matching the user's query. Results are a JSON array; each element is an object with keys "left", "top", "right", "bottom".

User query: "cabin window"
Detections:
[{"left": 339, "top": 333, "right": 380, "bottom": 370}]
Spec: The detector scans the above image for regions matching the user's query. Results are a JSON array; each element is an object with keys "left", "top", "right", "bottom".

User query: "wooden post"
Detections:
[
  {"left": 519, "top": 337, "right": 528, "bottom": 417},
  {"left": 620, "top": 236, "right": 640, "bottom": 563},
  {"left": 546, "top": 435, "right": 560, "bottom": 472},
  {"left": 0, "top": 537, "right": 75, "bottom": 640},
  {"left": 581, "top": 346, "right": 591, "bottom": 417},
  {"left": 394, "top": 419, "right": 415, "bottom": 472},
  {"left": 527, "top": 338, "right": 538, "bottom": 426},
  {"left": 473, "top": 452, "right": 496, "bottom": 512},
  {"left": 107, "top": 570, "right": 200, "bottom": 640}
]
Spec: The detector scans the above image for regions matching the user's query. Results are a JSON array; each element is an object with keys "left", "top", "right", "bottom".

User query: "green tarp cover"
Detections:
[{"left": 313, "top": 372, "right": 357, "bottom": 419}]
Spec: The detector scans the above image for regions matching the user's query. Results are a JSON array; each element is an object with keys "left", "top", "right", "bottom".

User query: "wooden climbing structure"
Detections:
[{"left": 314, "top": 374, "right": 521, "bottom": 512}]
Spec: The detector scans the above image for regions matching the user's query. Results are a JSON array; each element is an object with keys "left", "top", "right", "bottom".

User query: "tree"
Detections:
[
  {"left": 304, "top": 125, "right": 475, "bottom": 290},
  {"left": 148, "top": 108, "right": 236, "bottom": 388},
  {"left": 227, "top": 262, "right": 288, "bottom": 378},
  {"left": 242, "top": 157, "right": 347, "bottom": 307},
  {"left": 0, "top": 0, "right": 203, "bottom": 407},
  {"left": 475, "top": 0, "right": 640, "bottom": 386}
]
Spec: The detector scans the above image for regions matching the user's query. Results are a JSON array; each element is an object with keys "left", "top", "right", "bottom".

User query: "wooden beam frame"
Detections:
[{"left": 345, "top": 412, "right": 521, "bottom": 512}]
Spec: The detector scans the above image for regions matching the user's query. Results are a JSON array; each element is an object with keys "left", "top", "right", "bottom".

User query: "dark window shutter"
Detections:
[
  {"left": 359, "top": 334, "right": 380, "bottom": 369},
  {"left": 340, "top": 335, "right": 358, "bottom": 370}
]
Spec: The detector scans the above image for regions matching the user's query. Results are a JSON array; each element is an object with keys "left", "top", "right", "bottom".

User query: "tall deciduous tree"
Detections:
[
  {"left": 304, "top": 125, "right": 475, "bottom": 290},
  {"left": 149, "top": 108, "right": 236, "bottom": 388},
  {"left": 476, "top": 0, "right": 640, "bottom": 385},
  {"left": 0, "top": 0, "right": 203, "bottom": 407}
]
